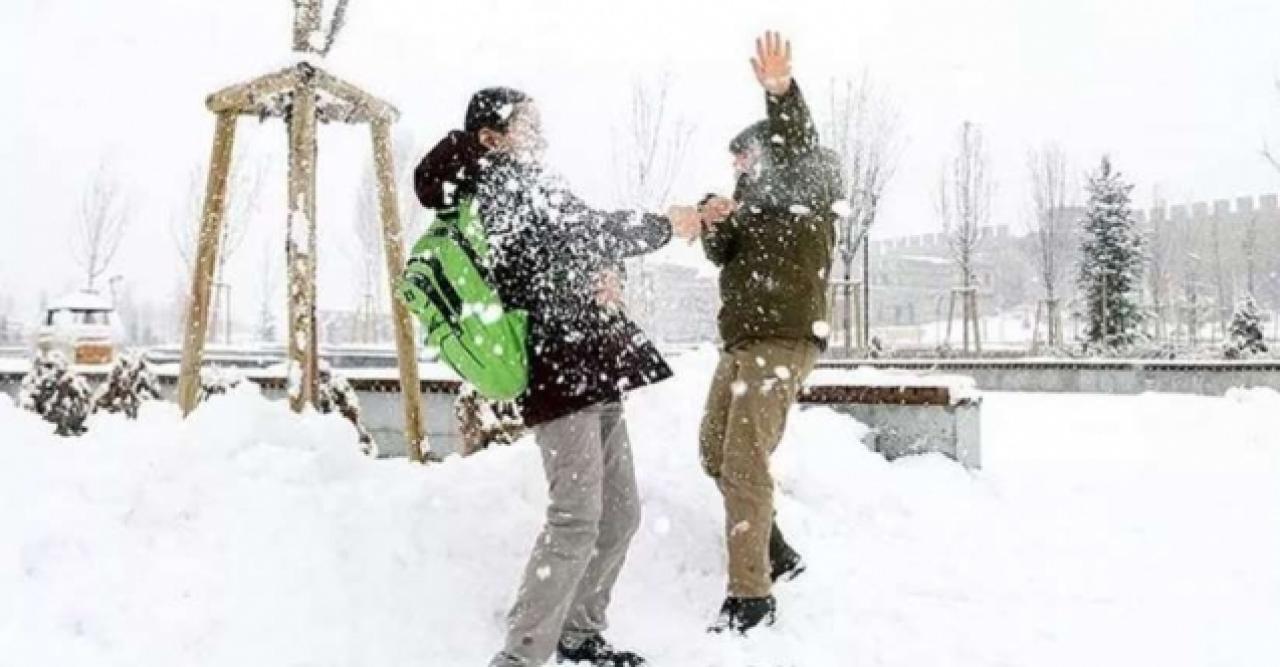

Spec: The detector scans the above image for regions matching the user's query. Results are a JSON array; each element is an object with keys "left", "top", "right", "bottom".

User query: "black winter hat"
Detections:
[
  {"left": 465, "top": 87, "right": 531, "bottom": 134},
  {"left": 730, "top": 120, "right": 769, "bottom": 154}
]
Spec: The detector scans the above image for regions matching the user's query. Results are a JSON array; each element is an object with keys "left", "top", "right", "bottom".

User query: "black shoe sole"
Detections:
[{"left": 772, "top": 558, "right": 806, "bottom": 583}]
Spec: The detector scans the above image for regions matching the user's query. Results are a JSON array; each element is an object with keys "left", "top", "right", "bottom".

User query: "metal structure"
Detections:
[{"left": 175, "top": 1, "right": 428, "bottom": 461}]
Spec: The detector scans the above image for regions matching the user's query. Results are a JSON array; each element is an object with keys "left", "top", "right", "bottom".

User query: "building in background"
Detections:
[
  {"left": 860, "top": 193, "right": 1280, "bottom": 350},
  {"left": 626, "top": 262, "right": 719, "bottom": 346}
]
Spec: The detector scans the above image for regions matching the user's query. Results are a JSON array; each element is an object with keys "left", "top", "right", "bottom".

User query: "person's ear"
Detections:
[{"left": 477, "top": 128, "right": 504, "bottom": 151}]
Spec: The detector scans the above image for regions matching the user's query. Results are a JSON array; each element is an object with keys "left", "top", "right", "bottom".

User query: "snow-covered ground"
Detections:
[{"left": 1, "top": 350, "right": 1277, "bottom": 666}]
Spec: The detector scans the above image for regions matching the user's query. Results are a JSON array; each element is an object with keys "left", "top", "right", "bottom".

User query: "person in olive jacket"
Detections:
[
  {"left": 414, "top": 88, "right": 703, "bottom": 667},
  {"left": 696, "top": 31, "right": 845, "bottom": 635}
]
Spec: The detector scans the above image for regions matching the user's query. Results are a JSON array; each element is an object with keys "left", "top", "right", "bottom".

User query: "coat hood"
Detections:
[{"left": 413, "top": 130, "right": 491, "bottom": 210}]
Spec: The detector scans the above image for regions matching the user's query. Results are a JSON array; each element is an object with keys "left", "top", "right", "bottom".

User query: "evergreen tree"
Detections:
[
  {"left": 1076, "top": 157, "right": 1145, "bottom": 352},
  {"left": 1226, "top": 293, "right": 1268, "bottom": 358}
]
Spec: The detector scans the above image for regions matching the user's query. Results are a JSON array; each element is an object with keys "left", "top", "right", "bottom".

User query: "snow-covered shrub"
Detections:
[
  {"left": 198, "top": 366, "right": 244, "bottom": 403},
  {"left": 18, "top": 351, "right": 92, "bottom": 436},
  {"left": 91, "top": 351, "right": 162, "bottom": 419},
  {"left": 316, "top": 363, "right": 377, "bottom": 456},
  {"left": 455, "top": 385, "right": 525, "bottom": 456},
  {"left": 1225, "top": 295, "right": 1268, "bottom": 359}
]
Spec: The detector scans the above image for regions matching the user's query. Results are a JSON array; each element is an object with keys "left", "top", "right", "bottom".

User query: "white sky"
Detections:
[{"left": 3, "top": 0, "right": 1280, "bottom": 324}]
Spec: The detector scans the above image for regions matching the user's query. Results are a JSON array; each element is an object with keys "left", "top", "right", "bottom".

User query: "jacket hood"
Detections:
[{"left": 414, "top": 130, "right": 491, "bottom": 210}]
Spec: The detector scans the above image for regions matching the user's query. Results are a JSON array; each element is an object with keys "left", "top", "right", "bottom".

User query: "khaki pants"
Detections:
[{"left": 699, "top": 338, "right": 819, "bottom": 598}]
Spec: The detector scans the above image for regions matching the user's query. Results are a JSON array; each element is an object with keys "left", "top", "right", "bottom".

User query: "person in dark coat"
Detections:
[{"left": 415, "top": 87, "right": 703, "bottom": 667}]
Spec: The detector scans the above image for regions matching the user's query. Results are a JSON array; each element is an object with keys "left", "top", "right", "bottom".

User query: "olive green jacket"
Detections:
[{"left": 703, "top": 82, "right": 843, "bottom": 350}]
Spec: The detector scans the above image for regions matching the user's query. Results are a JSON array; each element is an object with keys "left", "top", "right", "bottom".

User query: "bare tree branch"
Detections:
[
  {"left": 74, "top": 166, "right": 130, "bottom": 291},
  {"left": 344, "top": 128, "right": 419, "bottom": 343},
  {"left": 1025, "top": 143, "right": 1073, "bottom": 305},
  {"left": 612, "top": 74, "right": 695, "bottom": 212},
  {"left": 937, "top": 121, "right": 993, "bottom": 289},
  {"left": 1263, "top": 79, "right": 1280, "bottom": 175},
  {"left": 823, "top": 74, "right": 902, "bottom": 271}
]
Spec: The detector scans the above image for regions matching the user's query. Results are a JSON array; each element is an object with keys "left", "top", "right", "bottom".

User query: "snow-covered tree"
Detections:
[
  {"left": 1226, "top": 293, "right": 1268, "bottom": 358},
  {"left": 1076, "top": 156, "right": 1145, "bottom": 352}
]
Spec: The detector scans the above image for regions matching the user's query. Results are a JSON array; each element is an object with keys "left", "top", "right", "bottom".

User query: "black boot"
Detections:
[
  {"left": 556, "top": 634, "right": 646, "bottom": 666},
  {"left": 769, "top": 520, "right": 806, "bottom": 583},
  {"left": 707, "top": 596, "right": 777, "bottom": 635}
]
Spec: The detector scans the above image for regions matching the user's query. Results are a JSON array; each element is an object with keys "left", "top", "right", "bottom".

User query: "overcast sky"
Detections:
[{"left": 4, "top": 0, "right": 1280, "bottom": 324}]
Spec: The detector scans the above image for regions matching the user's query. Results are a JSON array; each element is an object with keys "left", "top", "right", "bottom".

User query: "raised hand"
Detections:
[{"left": 751, "top": 31, "right": 793, "bottom": 96}]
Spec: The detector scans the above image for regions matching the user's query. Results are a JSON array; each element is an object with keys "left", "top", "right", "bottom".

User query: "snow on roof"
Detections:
[{"left": 47, "top": 290, "right": 114, "bottom": 312}]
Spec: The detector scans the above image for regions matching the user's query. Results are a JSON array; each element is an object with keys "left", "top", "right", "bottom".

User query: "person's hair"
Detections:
[
  {"left": 730, "top": 120, "right": 769, "bottom": 154},
  {"left": 465, "top": 87, "right": 532, "bottom": 135}
]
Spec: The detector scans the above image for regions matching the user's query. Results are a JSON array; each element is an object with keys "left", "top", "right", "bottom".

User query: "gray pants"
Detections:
[{"left": 490, "top": 402, "right": 642, "bottom": 667}]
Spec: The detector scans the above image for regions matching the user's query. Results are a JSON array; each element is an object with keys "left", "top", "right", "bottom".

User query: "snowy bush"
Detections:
[
  {"left": 316, "top": 363, "right": 378, "bottom": 456},
  {"left": 455, "top": 384, "right": 525, "bottom": 456},
  {"left": 197, "top": 366, "right": 244, "bottom": 403},
  {"left": 91, "top": 350, "right": 162, "bottom": 419},
  {"left": 18, "top": 351, "right": 92, "bottom": 436}
]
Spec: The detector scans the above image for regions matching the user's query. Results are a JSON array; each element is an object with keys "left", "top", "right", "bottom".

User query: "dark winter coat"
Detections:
[
  {"left": 703, "top": 83, "right": 843, "bottom": 351},
  {"left": 415, "top": 132, "right": 674, "bottom": 427}
]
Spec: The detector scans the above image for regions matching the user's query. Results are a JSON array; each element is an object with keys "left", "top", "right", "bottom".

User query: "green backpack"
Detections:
[{"left": 396, "top": 198, "right": 529, "bottom": 400}]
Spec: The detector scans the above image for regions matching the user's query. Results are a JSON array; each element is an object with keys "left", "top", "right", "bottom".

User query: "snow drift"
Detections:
[{"left": 1, "top": 350, "right": 1278, "bottom": 666}]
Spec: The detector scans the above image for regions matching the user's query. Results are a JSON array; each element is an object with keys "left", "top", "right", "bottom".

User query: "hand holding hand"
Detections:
[
  {"left": 699, "top": 196, "right": 737, "bottom": 227},
  {"left": 751, "top": 31, "right": 793, "bottom": 96},
  {"left": 668, "top": 205, "right": 702, "bottom": 242}
]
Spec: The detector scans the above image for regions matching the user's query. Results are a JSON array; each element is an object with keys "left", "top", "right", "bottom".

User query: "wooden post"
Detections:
[
  {"left": 177, "top": 112, "right": 238, "bottom": 415},
  {"left": 286, "top": 82, "right": 320, "bottom": 412},
  {"left": 371, "top": 119, "right": 428, "bottom": 462}
]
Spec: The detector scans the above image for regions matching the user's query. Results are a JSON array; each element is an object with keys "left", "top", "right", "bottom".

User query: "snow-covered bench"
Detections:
[{"left": 799, "top": 368, "right": 982, "bottom": 469}]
